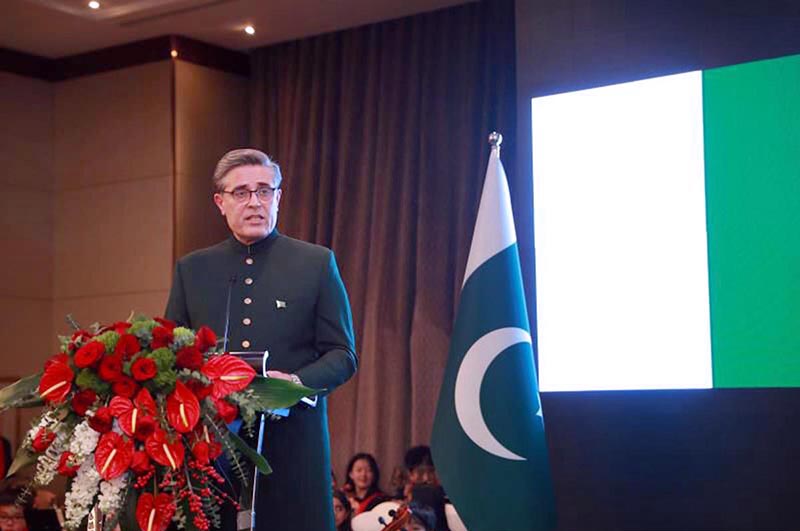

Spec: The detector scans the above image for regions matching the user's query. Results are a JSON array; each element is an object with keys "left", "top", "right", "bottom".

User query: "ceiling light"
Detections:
[
  {"left": 88, "top": 1, "right": 100, "bottom": 9},
  {"left": 171, "top": 50, "right": 178, "bottom": 58},
  {"left": 245, "top": 26, "right": 255, "bottom": 35}
]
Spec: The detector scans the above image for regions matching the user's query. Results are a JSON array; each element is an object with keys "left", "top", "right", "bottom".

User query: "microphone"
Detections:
[{"left": 222, "top": 274, "right": 237, "bottom": 352}]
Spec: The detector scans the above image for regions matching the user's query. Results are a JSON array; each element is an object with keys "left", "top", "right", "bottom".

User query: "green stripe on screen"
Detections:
[{"left": 704, "top": 54, "right": 800, "bottom": 387}]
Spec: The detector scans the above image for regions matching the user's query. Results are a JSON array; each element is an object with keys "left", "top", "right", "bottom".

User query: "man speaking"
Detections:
[{"left": 165, "top": 148, "right": 358, "bottom": 530}]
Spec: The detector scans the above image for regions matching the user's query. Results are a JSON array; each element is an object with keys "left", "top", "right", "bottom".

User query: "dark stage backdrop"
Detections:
[
  {"left": 517, "top": 1, "right": 800, "bottom": 529},
  {"left": 248, "top": 0, "right": 518, "bottom": 488}
]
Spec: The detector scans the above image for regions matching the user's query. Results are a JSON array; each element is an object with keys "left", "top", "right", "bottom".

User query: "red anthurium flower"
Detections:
[
  {"left": 32, "top": 428, "right": 56, "bottom": 453},
  {"left": 88, "top": 407, "right": 113, "bottom": 434},
  {"left": 94, "top": 432, "right": 134, "bottom": 480},
  {"left": 111, "top": 376, "right": 139, "bottom": 398},
  {"left": 109, "top": 388, "right": 157, "bottom": 438},
  {"left": 195, "top": 326, "right": 217, "bottom": 353},
  {"left": 130, "top": 450, "right": 153, "bottom": 475},
  {"left": 131, "top": 358, "right": 157, "bottom": 381},
  {"left": 71, "top": 389, "right": 97, "bottom": 416},
  {"left": 145, "top": 429, "right": 185, "bottom": 470},
  {"left": 110, "top": 321, "right": 132, "bottom": 334},
  {"left": 201, "top": 355, "right": 256, "bottom": 399},
  {"left": 192, "top": 424, "right": 222, "bottom": 460},
  {"left": 57, "top": 451, "right": 80, "bottom": 477},
  {"left": 44, "top": 353, "right": 69, "bottom": 370},
  {"left": 211, "top": 397, "right": 238, "bottom": 424},
  {"left": 98, "top": 354, "right": 124, "bottom": 382},
  {"left": 136, "top": 493, "right": 176, "bottom": 531},
  {"left": 114, "top": 333, "right": 141, "bottom": 360},
  {"left": 166, "top": 381, "right": 200, "bottom": 433},
  {"left": 154, "top": 317, "right": 177, "bottom": 331},
  {"left": 38, "top": 358, "right": 73, "bottom": 404},
  {"left": 151, "top": 326, "right": 174, "bottom": 349},
  {"left": 74, "top": 341, "right": 105, "bottom": 368}
]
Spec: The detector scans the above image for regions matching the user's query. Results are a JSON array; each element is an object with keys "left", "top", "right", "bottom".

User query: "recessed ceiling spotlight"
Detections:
[
  {"left": 88, "top": 1, "right": 100, "bottom": 9},
  {"left": 245, "top": 26, "right": 255, "bottom": 35},
  {"left": 170, "top": 50, "right": 178, "bottom": 58}
]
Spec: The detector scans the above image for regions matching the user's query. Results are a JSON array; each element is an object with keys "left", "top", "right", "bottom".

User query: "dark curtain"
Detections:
[{"left": 249, "top": 0, "right": 517, "bottom": 483}]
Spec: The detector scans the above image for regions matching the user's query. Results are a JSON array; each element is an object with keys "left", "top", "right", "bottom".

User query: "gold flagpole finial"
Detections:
[{"left": 488, "top": 131, "right": 503, "bottom": 155}]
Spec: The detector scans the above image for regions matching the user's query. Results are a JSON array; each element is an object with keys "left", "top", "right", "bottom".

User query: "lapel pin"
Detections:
[{"left": 276, "top": 300, "right": 287, "bottom": 309}]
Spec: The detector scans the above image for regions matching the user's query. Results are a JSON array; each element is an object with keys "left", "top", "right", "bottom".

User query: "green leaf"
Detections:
[
  {"left": 0, "top": 373, "right": 42, "bottom": 411},
  {"left": 6, "top": 448, "right": 37, "bottom": 478},
  {"left": 247, "top": 376, "right": 321, "bottom": 410},
  {"left": 226, "top": 427, "right": 272, "bottom": 476},
  {"left": 117, "top": 485, "right": 139, "bottom": 531}
]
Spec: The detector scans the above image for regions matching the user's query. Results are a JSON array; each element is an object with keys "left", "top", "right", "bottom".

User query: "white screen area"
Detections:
[{"left": 532, "top": 72, "right": 713, "bottom": 391}]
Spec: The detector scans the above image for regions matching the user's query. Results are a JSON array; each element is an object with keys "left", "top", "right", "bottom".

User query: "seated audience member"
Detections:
[
  {"left": 0, "top": 489, "right": 28, "bottom": 531},
  {"left": 406, "top": 502, "right": 437, "bottom": 531},
  {"left": 403, "top": 446, "right": 439, "bottom": 499},
  {"left": 343, "top": 453, "right": 387, "bottom": 515},
  {"left": 333, "top": 490, "right": 353, "bottom": 531}
]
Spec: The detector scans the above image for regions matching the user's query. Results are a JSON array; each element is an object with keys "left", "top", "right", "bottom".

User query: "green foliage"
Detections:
[
  {"left": 128, "top": 319, "right": 157, "bottom": 343},
  {"left": 94, "top": 331, "right": 120, "bottom": 353},
  {"left": 75, "top": 369, "right": 110, "bottom": 394},
  {"left": 149, "top": 348, "right": 176, "bottom": 371},
  {"left": 172, "top": 327, "right": 195, "bottom": 349},
  {"left": 0, "top": 373, "right": 42, "bottom": 411},
  {"left": 247, "top": 376, "right": 320, "bottom": 410},
  {"left": 151, "top": 368, "right": 177, "bottom": 392}
]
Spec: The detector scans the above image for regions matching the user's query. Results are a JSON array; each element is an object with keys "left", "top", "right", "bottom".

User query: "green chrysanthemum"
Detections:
[
  {"left": 94, "top": 331, "right": 120, "bottom": 353},
  {"left": 172, "top": 327, "right": 195, "bottom": 349},
  {"left": 149, "top": 348, "right": 176, "bottom": 371}
]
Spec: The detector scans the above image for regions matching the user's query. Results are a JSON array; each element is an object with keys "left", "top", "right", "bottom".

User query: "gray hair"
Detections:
[{"left": 213, "top": 148, "right": 283, "bottom": 190}]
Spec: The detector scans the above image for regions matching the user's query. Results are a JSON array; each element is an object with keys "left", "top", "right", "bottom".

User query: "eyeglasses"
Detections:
[{"left": 220, "top": 185, "right": 279, "bottom": 203}]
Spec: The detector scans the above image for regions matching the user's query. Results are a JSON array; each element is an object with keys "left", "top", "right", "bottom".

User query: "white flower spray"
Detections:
[{"left": 64, "top": 456, "right": 102, "bottom": 530}]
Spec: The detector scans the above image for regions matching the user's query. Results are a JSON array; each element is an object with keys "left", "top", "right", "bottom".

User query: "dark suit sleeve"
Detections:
[
  {"left": 165, "top": 260, "right": 191, "bottom": 327},
  {"left": 295, "top": 251, "right": 358, "bottom": 392}
]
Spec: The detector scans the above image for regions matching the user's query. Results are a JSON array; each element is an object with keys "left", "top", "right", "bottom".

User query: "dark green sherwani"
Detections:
[{"left": 165, "top": 229, "right": 357, "bottom": 531}]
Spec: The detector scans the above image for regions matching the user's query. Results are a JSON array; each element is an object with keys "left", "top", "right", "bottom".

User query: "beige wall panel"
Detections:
[
  {"left": 0, "top": 297, "right": 54, "bottom": 377},
  {"left": 174, "top": 61, "right": 248, "bottom": 257},
  {"left": 0, "top": 185, "right": 54, "bottom": 299},
  {"left": 54, "top": 176, "right": 173, "bottom": 298},
  {"left": 52, "top": 289, "right": 170, "bottom": 338},
  {"left": 54, "top": 61, "right": 173, "bottom": 190},
  {"left": 0, "top": 72, "right": 53, "bottom": 191}
]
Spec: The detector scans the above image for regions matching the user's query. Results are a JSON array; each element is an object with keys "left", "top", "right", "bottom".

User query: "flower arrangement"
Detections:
[{"left": 0, "top": 316, "right": 314, "bottom": 531}]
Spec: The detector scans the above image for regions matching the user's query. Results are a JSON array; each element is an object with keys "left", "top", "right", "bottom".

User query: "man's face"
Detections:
[
  {"left": 214, "top": 165, "right": 282, "bottom": 245},
  {"left": 0, "top": 505, "right": 27, "bottom": 531},
  {"left": 408, "top": 464, "right": 438, "bottom": 486}
]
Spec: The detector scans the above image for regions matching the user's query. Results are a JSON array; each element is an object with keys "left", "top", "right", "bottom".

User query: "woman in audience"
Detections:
[
  {"left": 343, "top": 452, "right": 387, "bottom": 515},
  {"left": 332, "top": 490, "right": 353, "bottom": 531}
]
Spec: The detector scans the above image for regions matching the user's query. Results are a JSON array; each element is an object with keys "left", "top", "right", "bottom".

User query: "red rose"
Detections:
[
  {"left": 175, "top": 346, "right": 203, "bottom": 371},
  {"left": 154, "top": 317, "right": 177, "bottom": 331},
  {"left": 112, "top": 376, "right": 139, "bottom": 398},
  {"left": 57, "top": 451, "right": 80, "bottom": 477},
  {"left": 131, "top": 358, "right": 157, "bottom": 381},
  {"left": 110, "top": 321, "right": 132, "bottom": 334},
  {"left": 130, "top": 450, "right": 153, "bottom": 475},
  {"left": 195, "top": 326, "right": 217, "bottom": 353},
  {"left": 89, "top": 407, "right": 113, "bottom": 434},
  {"left": 32, "top": 428, "right": 56, "bottom": 453},
  {"left": 191, "top": 441, "right": 210, "bottom": 465},
  {"left": 150, "top": 326, "right": 174, "bottom": 349},
  {"left": 212, "top": 397, "right": 238, "bottom": 424},
  {"left": 114, "top": 334, "right": 141, "bottom": 360},
  {"left": 98, "top": 355, "right": 123, "bottom": 382},
  {"left": 185, "top": 379, "right": 212, "bottom": 400},
  {"left": 71, "top": 389, "right": 97, "bottom": 416},
  {"left": 74, "top": 341, "right": 105, "bottom": 368}
]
